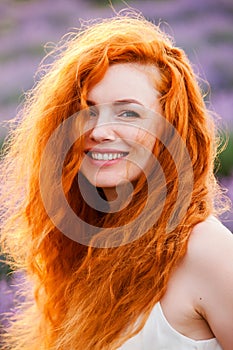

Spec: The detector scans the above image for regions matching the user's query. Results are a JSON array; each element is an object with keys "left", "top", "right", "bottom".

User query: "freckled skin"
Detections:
[{"left": 81, "top": 63, "right": 160, "bottom": 200}]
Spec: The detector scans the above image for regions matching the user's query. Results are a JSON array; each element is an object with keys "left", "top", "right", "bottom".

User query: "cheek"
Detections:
[
  {"left": 128, "top": 131, "right": 156, "bottom": 172},
  {"left": 121, "top": 125, "right": 155, "bottom": 145},
  {"left": 135, "top": 129, "right": 156, "bottom": 152}
]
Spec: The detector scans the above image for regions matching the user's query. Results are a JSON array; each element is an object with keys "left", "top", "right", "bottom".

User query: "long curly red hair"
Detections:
[{"left": 0, "top": 12, "right": 225, "bottom": 350}]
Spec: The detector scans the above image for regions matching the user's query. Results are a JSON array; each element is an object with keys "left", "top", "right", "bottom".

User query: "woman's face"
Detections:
[{"left": 80, "top": 63, "right": 161, "bottom": 200}]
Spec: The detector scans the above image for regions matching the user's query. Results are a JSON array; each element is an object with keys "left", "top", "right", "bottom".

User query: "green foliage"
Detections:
[
  {"left": 0, "top": 18, "right": 15, "bottom": 36},
  {"left": 216, "top": 131, "right": 233, "bottom": 177},
  {"left": 0, "top": 45, "right": 44, "bottom": 64},
  {"left": 0, "top": 136, "right": 13, "bottom": 279},
  {"left": 0, "top": 137, "right": 4, "bottom": 150},
  {"left": 0, "top": 136, "right": 6, "bottom": 159},
  {"left": 0, "top": 253, "right": 13, "bottom": 280},
  {"left": 13, "top": 0, "right": 35, "bottom": 2},
  {"left": 208, "top": 30, "right": 233, "bottom": 45},
  {"left": 87, "top": 0, "right": 122, "bottom": 6}
]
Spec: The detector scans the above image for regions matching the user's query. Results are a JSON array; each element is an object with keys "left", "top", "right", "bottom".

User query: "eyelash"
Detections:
[
  {"left": 87, "top": 109, "right": 140, "bottom": 119},
  {"left": 118, "top": 110, "right": 140, "bottom": 118},
  {"left": 88, "top": 108, "right": 97, "bottom": 118}
]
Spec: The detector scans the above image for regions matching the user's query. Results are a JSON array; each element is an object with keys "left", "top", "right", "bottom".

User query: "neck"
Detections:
[{"left": 102, "top": 182, "right": 134, "bottom": 211}]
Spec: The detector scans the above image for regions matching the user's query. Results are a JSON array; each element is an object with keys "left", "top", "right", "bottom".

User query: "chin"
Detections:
[{"left": 90, "top": 179, "right": 120, "bottom": 188}]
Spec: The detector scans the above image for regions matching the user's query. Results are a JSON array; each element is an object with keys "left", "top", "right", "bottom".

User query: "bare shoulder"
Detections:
[
  {"left": 187, "top": 216, "right": 233, "bottom": 349},
  {"left": 188, "top": 215, "right": 233, "bottom": 262},
  {"left": 187, "top": 216, "right": 233, "bottom": 281}
]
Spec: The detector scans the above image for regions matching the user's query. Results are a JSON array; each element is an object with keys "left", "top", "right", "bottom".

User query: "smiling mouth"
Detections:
[{"left": 86, "top": 151, "right": 129, "bottom": 161}]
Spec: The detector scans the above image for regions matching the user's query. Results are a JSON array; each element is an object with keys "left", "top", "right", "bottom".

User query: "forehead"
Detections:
[{"left": 87, "top": 63, "right": 160, "bottom": 107}]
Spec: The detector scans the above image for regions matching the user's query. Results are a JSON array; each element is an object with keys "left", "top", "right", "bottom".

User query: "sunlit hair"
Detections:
[{"left": 0, "top": 11, "right": 227, "bottom": 350}]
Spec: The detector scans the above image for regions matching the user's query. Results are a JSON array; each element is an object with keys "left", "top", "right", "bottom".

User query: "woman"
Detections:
[{"left": 1, "top": 12, "right": 233, "bottom": 350}]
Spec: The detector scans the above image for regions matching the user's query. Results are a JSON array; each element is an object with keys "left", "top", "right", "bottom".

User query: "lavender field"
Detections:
[{"left": 0, "top": 0, "right": 233, "bottom": 338}]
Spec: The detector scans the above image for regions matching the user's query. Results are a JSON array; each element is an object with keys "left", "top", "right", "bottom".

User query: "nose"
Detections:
[{"left": 88, "top": 109, "right": 116, "bottom": 143}]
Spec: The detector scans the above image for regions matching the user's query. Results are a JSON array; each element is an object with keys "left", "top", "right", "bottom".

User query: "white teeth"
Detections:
[{"left": 90, "top": 152, "right": 125, "bottom": 160}]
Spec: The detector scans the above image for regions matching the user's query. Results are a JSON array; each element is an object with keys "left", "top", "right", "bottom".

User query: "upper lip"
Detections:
[{"left": 85, "top": 148, "right": 129, "bottom": 153}]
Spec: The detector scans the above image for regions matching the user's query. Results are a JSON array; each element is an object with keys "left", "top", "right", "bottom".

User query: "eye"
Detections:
[
  {"left": 118, "top": 110, "right": 140, "bottom": 118},
  {"left": 88, "top": 107, "right": 98, "bottom": 118}
]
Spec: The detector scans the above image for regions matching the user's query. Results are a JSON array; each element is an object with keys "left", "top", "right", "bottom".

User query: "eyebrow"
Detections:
[{"left": 86, "top": 99, "right": 144, "bottom": 106}]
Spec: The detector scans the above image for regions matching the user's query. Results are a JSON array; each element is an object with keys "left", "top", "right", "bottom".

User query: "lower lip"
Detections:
[{"left": 86, "top": 156, "right": 127, "bottom": 167}]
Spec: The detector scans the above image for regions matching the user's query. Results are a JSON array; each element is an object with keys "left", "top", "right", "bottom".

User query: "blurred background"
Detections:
[{"left": 0, "top": 0, "right": 233, "bottom": 337}]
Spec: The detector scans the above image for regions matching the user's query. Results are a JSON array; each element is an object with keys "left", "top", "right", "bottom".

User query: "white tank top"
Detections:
[{"left": 118, "top": 302, "right": 222, "bottom": 349}]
